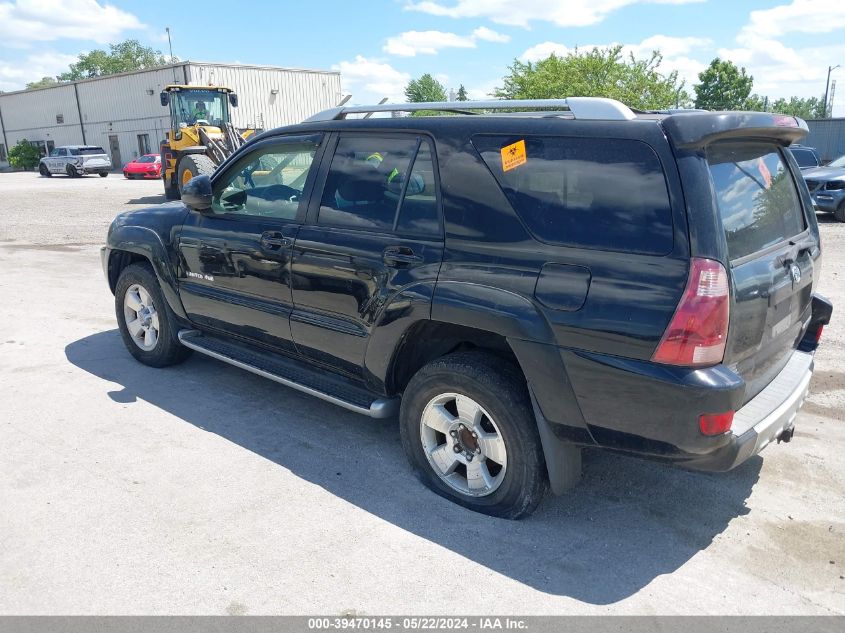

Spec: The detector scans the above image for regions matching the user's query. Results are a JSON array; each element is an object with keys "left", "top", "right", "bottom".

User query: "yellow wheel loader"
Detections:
[{"left": 158, "top": 85, "right": 255, "bottom": 199}]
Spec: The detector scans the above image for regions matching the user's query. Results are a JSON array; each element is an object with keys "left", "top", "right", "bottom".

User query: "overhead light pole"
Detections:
[
  {"left": 823, "top": 65, "right": 840, "bottom": 117},
  {"left": 166, "top": 27, "right": 178, "bottom": 83}
]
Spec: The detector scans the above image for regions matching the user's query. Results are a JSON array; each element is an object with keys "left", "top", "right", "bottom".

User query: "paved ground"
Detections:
[{"left": 1, "top": 171, "right": 843, "bottom": 615}]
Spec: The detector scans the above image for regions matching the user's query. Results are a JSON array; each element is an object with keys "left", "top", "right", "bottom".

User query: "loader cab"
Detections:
[{"left": 160, "top": 86, "right": 238, "bottom": 139}]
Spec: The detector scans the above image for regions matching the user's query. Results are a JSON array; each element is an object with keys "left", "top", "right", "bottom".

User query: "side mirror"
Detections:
[
  {"left": 229, "top": 92, "right": 239, "bottom": 108},
  {"left": 160, "top": 92, "right": 170, "bottom": 107},
  {"left": 181, "top": 175, "right": 213, "bottom": 211}
]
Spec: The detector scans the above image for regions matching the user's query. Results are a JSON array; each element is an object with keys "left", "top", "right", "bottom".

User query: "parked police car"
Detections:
[{"left": 39, "top": 145, "right": 112, "bottom": 178}]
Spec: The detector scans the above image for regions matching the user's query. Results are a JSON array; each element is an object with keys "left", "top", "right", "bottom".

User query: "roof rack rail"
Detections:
[{"left": 305, "top": 97, "right": 637, "bottom": 122}]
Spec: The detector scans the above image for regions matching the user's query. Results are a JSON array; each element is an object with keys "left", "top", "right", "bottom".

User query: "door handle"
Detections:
[
  {"left": 383, "top": 246, "right": 423, "bottom": 266},
  {"left": 260, "top": 232, "right": 291, "bottom": 249}
]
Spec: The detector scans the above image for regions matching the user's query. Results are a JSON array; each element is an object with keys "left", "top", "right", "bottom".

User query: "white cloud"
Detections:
[
  {"left": 718, "top": 1, "right": 845, "bottom": 111},
  {"left": 405, "top": 0, "right": 703, "bottom": 28},
  {"left": 0, "top": 0, "right": 144, "bottom": 46},
  {"left": 383, "top": 26, "right": 510, "bottom": 57},
  {"left": 332, "top": 55, "right": 411, "bottom": 103},
  {"left": 520, "top": 35, "right": 711, "bottom": 87},
  {"left": 0, "top": 51, "right": 79, "bottom": 92},
  {"left": 740, "top": 0, "right": 845, "bottom": 38},
  {"left": 472, "top": 27, "right": 509, "bottom": 43},
  {"left": 384, "top": 31, "right": 476, "bottom": 57}
]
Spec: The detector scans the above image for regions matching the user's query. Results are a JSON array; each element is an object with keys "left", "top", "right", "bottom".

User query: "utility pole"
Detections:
[{"left": 823, "top": 65, "right": 840, "bottom": 118}]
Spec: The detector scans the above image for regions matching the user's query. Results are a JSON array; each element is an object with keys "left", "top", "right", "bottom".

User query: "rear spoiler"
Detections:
[{"left": 660, "top": 111, "right": 808, "bottom": 150}]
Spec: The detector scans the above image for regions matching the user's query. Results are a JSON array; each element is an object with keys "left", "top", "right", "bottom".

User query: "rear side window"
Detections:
[
  {"left": 318, "top": 135, "right": 439, "bottom": 236},
  {"left": 707, "top": 143, "right": 806, "bottom": 260},
  {"left": 472, "top": 136, "right": 674, "bottom": 255}
]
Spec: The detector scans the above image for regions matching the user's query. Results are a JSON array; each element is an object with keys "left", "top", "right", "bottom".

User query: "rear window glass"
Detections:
[
  {"left": 707, "top": 143, "right": 806, "bottom": 260},
  {"left": 472, "top": 136, "right": 673, "bottom": 255},
  {"left": 77, "top": 147, "right": 105, "bottom": 155},
  {"left": 789, "top": 148, "right": 818, "bottom": 168}
]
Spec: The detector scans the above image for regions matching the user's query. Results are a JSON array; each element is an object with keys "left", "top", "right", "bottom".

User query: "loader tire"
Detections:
[{"left": 177, "top": 154, "right": 216, "bottom": 195}]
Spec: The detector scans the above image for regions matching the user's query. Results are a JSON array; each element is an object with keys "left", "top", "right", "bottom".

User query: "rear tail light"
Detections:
[
  {"left": 652, "top": 258, "right": 730, "bottom": 367},
  {"left": 815, "top": 325, "right": 824, "bottom": 343},
  {"left": 699, "top": 411, "right": 734, "bottom": 436}
]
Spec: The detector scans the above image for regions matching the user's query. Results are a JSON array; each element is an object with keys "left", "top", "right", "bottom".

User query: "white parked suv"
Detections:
[{"left": 39, "top": 145, "right": 112, "bottom": 178}]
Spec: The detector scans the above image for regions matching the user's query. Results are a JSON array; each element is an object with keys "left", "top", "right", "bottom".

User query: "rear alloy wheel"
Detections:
[
  {"left": 39, "top": 163, "right": 51, "bottom": 177},
  {"left": 420, "top": 392, "right": 508, "bottom": 497},
  {"left": 400, "top": 351, "right": 547, "bottom": 519},
  {"left": 115, "top": 262, "right": 191, "bottom": 368},
  {"left": 99, "top": 172, "right": 108, "bottom": 178},
  {"left": 835, "top": 200, "right": 845, "bottom": 223}
]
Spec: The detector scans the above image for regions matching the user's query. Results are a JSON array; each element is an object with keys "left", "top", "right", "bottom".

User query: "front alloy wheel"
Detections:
[
  {"left": 420, "top": 393, "right": 507, "bottom": 497},
  {"left": 123, "top": 283, "right": 160, "bottom": 351}
]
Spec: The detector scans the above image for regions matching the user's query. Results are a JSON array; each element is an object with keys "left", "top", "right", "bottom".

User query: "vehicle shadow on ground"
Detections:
[
  {"left": 816, "top": 213, "right": 840, "bottom": 224},
  {"left": 66, "top": 330, "right": 761, "bottom": 605},
  {"left": 127, "top": 195, "right": 168, "bottom": 205}
]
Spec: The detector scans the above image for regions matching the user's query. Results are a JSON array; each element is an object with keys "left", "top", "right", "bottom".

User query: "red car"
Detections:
[{"left": 123, "top": 154, "right": 162, "bottom": 179}]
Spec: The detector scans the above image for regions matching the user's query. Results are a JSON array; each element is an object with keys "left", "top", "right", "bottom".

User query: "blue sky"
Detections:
[{"left": 1, "top": 0, "right": 844, "bottom": 115}]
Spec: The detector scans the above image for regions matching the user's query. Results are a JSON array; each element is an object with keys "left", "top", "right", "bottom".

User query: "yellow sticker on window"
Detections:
[{"left": 501, "top": 140, "right": 527, "bottom": 172}]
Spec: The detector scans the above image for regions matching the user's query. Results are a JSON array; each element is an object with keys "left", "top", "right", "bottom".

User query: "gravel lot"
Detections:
[{"left": 1, "top": 170, "right": 843, "bottom": 615}]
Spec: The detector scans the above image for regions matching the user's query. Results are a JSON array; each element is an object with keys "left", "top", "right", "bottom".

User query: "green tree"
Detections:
[
  {"left": 8, "top": 140, "right": 42, "bottom": 170},
  {"left": 456, "top": 84, "right": 468, "bottom": 101},
  {"left": 693, "top": 58, "right": 754, "bottom": 110},
  {"left": 495, "top": 45, "right": 689, "bottom": 110},
  {"left": 26, "top": 76, "right": 59, "bottom": 90},
  {"left": 405, "top": 74, "right": 448, "bottom": 103},
  {"left": 769, "top": 96, "right": 826, "bottom": 119},
  {"left": 58, "top": 39, "right": 168, "bottom": 81}
]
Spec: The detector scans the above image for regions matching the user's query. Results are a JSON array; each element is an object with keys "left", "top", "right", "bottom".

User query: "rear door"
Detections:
[
  {"left": 707, "top": 142, "right": 818, "bottom": 400},
  {"left": 290, "top": 132, "right": 444, "bottom": 377}
]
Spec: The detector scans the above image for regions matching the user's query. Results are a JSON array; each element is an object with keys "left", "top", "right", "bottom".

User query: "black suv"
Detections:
[{"left": 102, "top": 98, "right": 832, "bottom": 519}]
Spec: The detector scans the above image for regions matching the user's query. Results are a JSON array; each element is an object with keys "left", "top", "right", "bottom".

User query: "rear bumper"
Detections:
[
  {"left": 683, "top": 350, "right": 813, "bottom": 471},
  {"left": 558, "top": 346, "right": 816, "bottom": 470}
]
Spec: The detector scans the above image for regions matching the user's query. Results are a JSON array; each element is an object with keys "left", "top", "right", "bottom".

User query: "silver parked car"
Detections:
[
  {"left": 39, "top": 145, "right": 112, "bottom": 178},
  {"left": 803, "top": 154, "right": 845, "bottom": 222}
]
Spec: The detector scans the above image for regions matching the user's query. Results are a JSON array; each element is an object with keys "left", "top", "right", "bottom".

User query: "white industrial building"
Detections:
[{"left": 0, "top": 61, "right": 342, "bottom": 169}]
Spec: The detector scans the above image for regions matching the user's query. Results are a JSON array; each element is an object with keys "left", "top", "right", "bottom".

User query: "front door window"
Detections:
[{"left": 212, "top": 137, "right": 320, "bottom": 221}]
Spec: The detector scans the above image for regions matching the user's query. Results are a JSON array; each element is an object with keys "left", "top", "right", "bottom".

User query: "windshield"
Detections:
[
  {"left": 172, "top": 89, "right": 230, "bottom": 128},
  {"left": 137, "top": 155, "right": 156, "bottom": 163},
  {"left": 829, "top": 154, "right": 845, "bottom": 168}
]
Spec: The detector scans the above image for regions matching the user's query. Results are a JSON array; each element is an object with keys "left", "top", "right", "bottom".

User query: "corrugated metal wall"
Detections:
[
  {"left": 0, "top": 62, "right": 340, "bottom": 168},
  {"left": 0, "top": 84, "right": 82, "bottom": 151},
  {"left": 185, "top": 64, "right": 341, "bottom": 130},
  {"left": 805, "top": 119, "right": 845, "bottom": 163}
]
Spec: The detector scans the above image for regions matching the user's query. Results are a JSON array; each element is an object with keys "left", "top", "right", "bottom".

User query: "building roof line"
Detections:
[{"left": 0, "top": 61, "right": 339, "bottom": 98}]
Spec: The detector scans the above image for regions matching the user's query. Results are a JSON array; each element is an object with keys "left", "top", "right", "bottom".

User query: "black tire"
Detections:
[
  {"left": 177, "top": 154, "right": 216, "bottom": 195},
  {"left": 99, "top": 172, "right": 109, "bottom": 178},
  {"left": 834, "top": 201, "right": 845, "bottom": 223},
  {"left": 65, "top": 164, "right": 79, "bottom": 178},
  {"left": 39, "top": 163, "right": 52, "bottom": 177},
  {"left": 164, "top": 175, "right": 180, "bottom": 200},
  {"left": 399, "top": 351, "right": 547, "bottom": 519},
  {"left": 115, "top": 262, "right": 191, "bottom": 368}
]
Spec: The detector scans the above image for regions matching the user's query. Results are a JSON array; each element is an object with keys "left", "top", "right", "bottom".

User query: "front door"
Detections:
[
  {"left": 108, "top": 135, "right": 121, "bottom": 170},
  {"left": 290, "top": 133, "right": 444, "bottom": 376},
  {"left": 176, "top": 134, "right": 324, "bottom": 353}
]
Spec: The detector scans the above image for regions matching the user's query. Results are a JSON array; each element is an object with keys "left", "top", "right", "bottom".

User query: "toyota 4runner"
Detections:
[{"left": 102, "top": 98, "right": 833, "bottom": 519}]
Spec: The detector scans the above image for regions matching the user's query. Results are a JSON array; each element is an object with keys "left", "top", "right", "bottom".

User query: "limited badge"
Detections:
[{"left": 501, "top": 140, "right": 527, "bottom": 172}]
